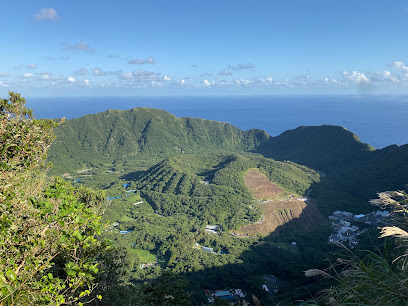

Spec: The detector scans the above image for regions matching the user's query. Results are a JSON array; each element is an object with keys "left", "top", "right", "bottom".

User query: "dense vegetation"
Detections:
[
  {"left": 5, "top": 95, "right": 407, "bottom": 304},
  {"left": 0, "top": 93, "right": 109, "bottom": 304},
  {"left": 131, "top": 153, "right": 319, "bottom": 228},
  {"left": 49, "top": 109, "right": 408, "bottom": 202},
  {"left": 44, "top": 106, "right": 408, "bottom": 304},
  {"left": 0, "top": 93, "right": 192, "bottom": 305},
  {"left": 47, "top": 108, "right": 269, "bottom": 175}
]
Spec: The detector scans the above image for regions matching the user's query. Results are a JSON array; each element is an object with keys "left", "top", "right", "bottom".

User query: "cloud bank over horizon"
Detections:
[{"left": 1, "top": 2, "right": 407, "bottom": 95}]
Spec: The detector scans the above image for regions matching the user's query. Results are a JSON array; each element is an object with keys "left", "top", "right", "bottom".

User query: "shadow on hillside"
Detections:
[
  {"left": 182, "top": 197, "right": 334, "bottom": 305},
  {"left": 173, "top": 184, "right": 337, "bottom": 304},
  {"left": 120, "top": 171, "right": 145, "bottom": 181},
  {"left": 196, "top": 155, "right": 238, "bottom": 181}
]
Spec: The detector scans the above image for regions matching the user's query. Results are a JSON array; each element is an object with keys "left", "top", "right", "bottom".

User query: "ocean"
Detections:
[{"left": 26, "top": 95, "right": 408, "bottom": 149}]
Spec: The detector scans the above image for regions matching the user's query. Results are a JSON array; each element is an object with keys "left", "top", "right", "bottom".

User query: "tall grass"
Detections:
[{"left": 305, "top": 190, "right": 408, "bottom": 305}]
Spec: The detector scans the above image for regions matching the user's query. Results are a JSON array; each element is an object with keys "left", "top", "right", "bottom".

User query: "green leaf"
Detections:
[{"left": 5, "top": 269, "right": 16, "bottom": 282}]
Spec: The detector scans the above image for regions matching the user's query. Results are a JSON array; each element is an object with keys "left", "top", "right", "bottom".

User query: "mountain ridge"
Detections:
[
  {"left": 48, "top": 107, "right": 408, "bottom": 200},
  {"left": 48, "top": 107, "right": 269, "bottom": 174}
]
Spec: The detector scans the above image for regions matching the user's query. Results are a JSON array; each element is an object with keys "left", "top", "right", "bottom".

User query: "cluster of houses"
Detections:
[
  {"left": 328, "top": 210, "right": 390, "bottom": 247},
  {"left": 206, "top": 289, "right": 245, "bottom": 304}
]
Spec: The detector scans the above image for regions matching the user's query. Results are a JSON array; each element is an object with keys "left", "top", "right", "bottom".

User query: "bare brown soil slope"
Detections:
[
  {"left": 243, "top": 169, "right": 285, "bottom": 199},
  {"left": 237, "top": 199, "right": 321, "bottom": 236},
  {"left": 240, "top": 169, "right": 322, "bottom": 236}
]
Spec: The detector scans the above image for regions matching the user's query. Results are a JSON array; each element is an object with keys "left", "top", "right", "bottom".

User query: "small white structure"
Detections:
[
  {"left": 376, "top": 211, "right": 390, "bottom": 217},
  {"left": 133, "top": 201, "right": 143, "bottom": 205},
  {"left": 202, "top": 246, "right": 216, "bottom": 254},
  {"left": 291, "top": 242, "right": 297, "bottom": 247},
  {"left": 262, "top": 284, "right": 269, "bottom": 292},
  {"left": 205, "top": 225, "right": 220, "bottom": 234}
]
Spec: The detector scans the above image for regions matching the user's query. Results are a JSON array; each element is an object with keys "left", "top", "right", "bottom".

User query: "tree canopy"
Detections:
[{"left": 0, "top": 92, "right": 109, "bottom": 305}]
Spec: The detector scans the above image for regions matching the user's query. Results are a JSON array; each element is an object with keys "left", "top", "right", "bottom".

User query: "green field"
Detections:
[{"left": 130, "top": 249, "right": 156, "bottom": 263}]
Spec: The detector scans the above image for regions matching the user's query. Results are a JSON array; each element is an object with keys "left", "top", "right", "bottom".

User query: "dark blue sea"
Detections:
[{"left": 26, "top": 95, "right": 408, "bottom": 149}]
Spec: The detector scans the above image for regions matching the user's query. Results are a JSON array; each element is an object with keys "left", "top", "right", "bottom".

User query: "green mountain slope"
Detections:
[
  {"left": 258, "top": 125, "right": 408, "bottom": 198},
  {"left": 48, "top": 108, "right": 269, "bottom": 174},
  {"left": 130, "top": 153, "right": 320, "bottom": 229},
  {"left": 258, "top": 125, "right": 375, "bottom": 169},
  {"left": 48, "top": 108, "right": 408, "bottom": 202}
]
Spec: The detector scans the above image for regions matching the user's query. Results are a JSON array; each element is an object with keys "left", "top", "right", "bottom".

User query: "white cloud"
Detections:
[
  {"left": 93, "top": 68, "right": 105, "bottom": 76},
  {"left": 84, "top": 79, "right": 91, "bottom": 85},
  {"left": 128, "top": 56, "right": 155, "bottom": 65},
  {"left": 34, "top": 8, "right": 60, "bottom": 22},
  {"left": 389, "top": 61, "right": 404, "bottom": 69},
  {"left": 74, "top": 68, "right": 88, "bottom": 75},
  {"left": 234, "top": 79, "right": 252, "bottom": 86},
  {"left": 150, "top": 81, "right": 163, "bottom": 88},
  {"left": 0, "top": 72, "right": 9, "bottom": 77},
  {"left": 219, "top": 69, "right": 232, "bottom": 76},
  {"left": 342, "top": 70, "right": 371, "bottom": 84},
  {"left": 38, "top": 72, "right": 59, "bottom": 81},
  {"left": 93, "top": 68, "right": 121, "bottom": 76},
  {"left": 26, "top": 64, "right": 38, "bottom": 69},
  {"left": 132, "top": 70, "right": 160, "bottom": 81},
  {"left": 119, "top": 72, "right": 133, "bottom": 80},
  {"left": 203, "top": 80, "right": 211, "bottom": 87},
  {"left": 369, "top": 70, "right": 401, "bottom": 84},
  {"left": 228, "top": 64, "right": 255, "bottom": 70},
  {"left": 382, "top": 71, "right": 399, "bottom": 83},
  {"left": 0, "top": 81, "right": 8, "bottom": 87},
  {"left": 265, "top": 76, "right": 273, "bottom": 84},
  {"left": 64, "top": 42, "right": 95, "bottom": 54},
  {"left": 388, "top": 61, "right": 408, "bottom": 73},
  {"left": 67, "top": 76, "right": 76, "bottom": 83},
  {"left": 118, "top": 70, "right": 170, "bottom": 84},
  {"left": 39, "top": 74, "right": 51, "bottom": 80},
  {"left": 22, "top": 73, "right": 34, "bottom": 78},
  {"left": 324, "top": 77, "right": 338, "bottom": 84}
]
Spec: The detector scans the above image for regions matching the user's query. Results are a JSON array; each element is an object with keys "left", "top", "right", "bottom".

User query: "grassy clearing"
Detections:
[{"left": 130, "top": 249, "right": 156, "bottom": 263}]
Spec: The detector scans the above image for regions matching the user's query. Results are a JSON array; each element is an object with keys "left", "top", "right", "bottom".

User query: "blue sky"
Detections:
[{"left": 1, "top": 0, "right": 408, "bottom": 96}]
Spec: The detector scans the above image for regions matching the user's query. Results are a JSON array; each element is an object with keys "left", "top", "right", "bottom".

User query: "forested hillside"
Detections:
[
  {"left": 43, "top": 107, "right": 408, "bottom": 304},
  {"left": 130, "top": 153, "right": 319, "bottom": 229},
  {"left": 49, "top": 109, "right": 408, "bottom": 201},
  {"left": 48, "top": 108, "right": 268, "bottom": 174},
  {"left": 259, "top": 125, "right": 408, "bottom": 198}
]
